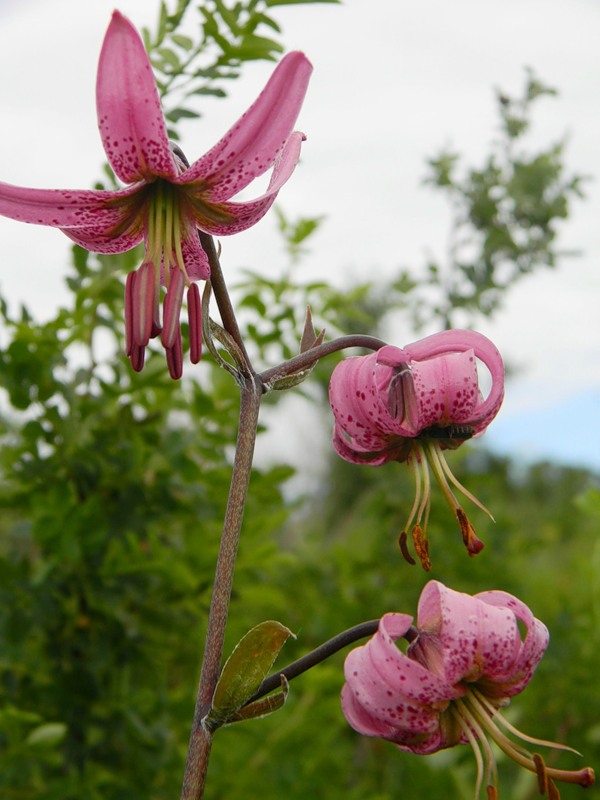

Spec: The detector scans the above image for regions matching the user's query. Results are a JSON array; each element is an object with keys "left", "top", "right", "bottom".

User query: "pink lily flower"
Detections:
[
  {"left": 342, "top": 581, "right": 595, "bottom": 799},
  {"left": 0, "top": 11, "right": 312, "bottom": 378},
  {"left": 328, "top": 330, "right": 505, "bottom": 568}
]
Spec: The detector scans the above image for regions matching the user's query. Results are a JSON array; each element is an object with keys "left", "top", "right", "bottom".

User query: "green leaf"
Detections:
[
  {"left": 171, "top": 33, "right": 194, "bottom": 50},
  {"left": 156, "top": 47, "right": 181, "bottom": 71},
  {"left": 166, "top": 107, "right": 201, "bottom": 122},
  {"left": 214, "top": 0, "right": 242, "bottom": 36},
  {"left": 26, "top": 722, "right": 67, "bottom": 747},
  {"left": 228, "top": 675, "right": 289, "bottom": 723},
  {"left": 205, "top": 620, "right": 294, "bottom": 730},
  {"left": 266, "top": 0, "right": 340, "bottom": 5}
]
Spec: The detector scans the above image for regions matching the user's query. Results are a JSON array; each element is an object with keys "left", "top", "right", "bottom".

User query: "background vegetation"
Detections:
[{"left": 0, "top": 1, "right": 598, "bottom": 798}]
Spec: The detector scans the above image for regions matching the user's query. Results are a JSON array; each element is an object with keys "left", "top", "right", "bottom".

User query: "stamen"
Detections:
[
  {"left": 415, "top": 445, "right": 431, "bottom": 525},
  {"left": 150, "top": 258, "right": 162, "bottom": 339},
  {"left": 411, "top": 525, "right": 431, "bottom": 571},
  {"left": 172, "top": 199, "right": 188, "bottom": 277},
  {"left": 422, "top": 440, "right": 460, "bottom": 512},
  {"left": 166, "top": 327, "right": 183, "bottom": 380},
  {"left": 188, "top": 284, "right": 202, "bottom": 364},
  {"left": 147, "top": 183, "right": 164, "bottom": 268},
  {"left": 124, "top": 271, "right": 135, "bottom": 356},
  {"left": 404, "top": 455, "right": 423, "bottom": 532},
  {"left": 457, "top": 509, "right": 485, "bottom": 556},
  {"left": 472, "top": 689, "right": 580, "bottom": 756},
  {"left": 398, "top": 530, "right": 416, "bottom": 565},
  {"left": 533, "top": 753, "right": 547, "bottom": 795},
  {"left": 133, "top": 262, "right": 156, "bottom": 347},
  {"left": 434, "top": 443, "right": 495, "bottom": 520},
  {"left": 163, "top": 185, "right": 174, "bottom": 272},
  {"left": 129, "top": 343, "right": 145, "bottom": 372},
  {"left": 456, "top": 697, "right": 498, "bottom": 793},
  {"left": 464, "top": 691, "right": 595, "bottom": 789},
  {"left": 422, "top": 441, "right": 490, "bottom": 556},
  {"left": 162, "top": 265, "right": 186, "bottom": 349},
  {"left": 451, "top": 701, "right": 489, "bottom": 800},
  {"left": 547, "top": 779, "right": 561, "bottom": 800}
]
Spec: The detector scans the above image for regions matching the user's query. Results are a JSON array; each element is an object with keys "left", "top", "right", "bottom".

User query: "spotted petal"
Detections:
[
  {"left": 179, "top": 52, "right": 312, "bottom": 200},
  {"left": 186, "top": 131, "right": 306, "bottom": 235},
  {"left": 0, "top": 181, "right": 145, "bottom": 253},
  {"left": 416, "top": 581, "right": 541, "bottom": 693},
  {"left": 96, "top": 11, "right": 177, "bottom": 183},
  {"left": 475, "top": 590, "right": 549, "bottom": 696},
  {"left": 404, "top": 330, "right": 505, "bottom": 432},
  {"left": 342, "top": 613, "right": 459, "bottom": 754}
]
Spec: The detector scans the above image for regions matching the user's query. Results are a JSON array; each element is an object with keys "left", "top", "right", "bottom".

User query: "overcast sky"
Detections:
[{"left": 0, "top": 0, "right": 599, "bottom": 472}]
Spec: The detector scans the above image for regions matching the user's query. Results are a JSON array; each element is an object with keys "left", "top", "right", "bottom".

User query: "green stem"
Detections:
[{"left": 180, "top": 377, "right": 262, "bottom": 800}]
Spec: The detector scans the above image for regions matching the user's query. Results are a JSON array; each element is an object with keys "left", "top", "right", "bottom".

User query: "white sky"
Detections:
[{"left": 0, "top": 0, "right": 599, "bottom": 471}]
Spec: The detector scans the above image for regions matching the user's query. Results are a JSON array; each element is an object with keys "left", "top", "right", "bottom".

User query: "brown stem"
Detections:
[
  {"left": 246, "top": 620, "right": 419, "bottom": 705},
  {"left": 259, "top": 334, "right": 387, "bottom": 386},
  {"left": 180, "top": 376, "right": 263, "bottom": 800}
]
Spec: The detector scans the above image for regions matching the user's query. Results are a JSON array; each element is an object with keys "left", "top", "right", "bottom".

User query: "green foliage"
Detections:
[
  {"left": 207, "top": 620, "right": 293, "bottom": 729},
  {"left": 0, "top": 2, "right": 596, "bottom": 798},
  {"left": 210, "top": 453, "right": 598, "bottom": 800},
  {"left": 141, "top": 0, "right": 336, "bottom": 137},
  {"left": 0, "top": 247, "right": 292, "bottom": 799},
  {"left": 410, "top": 70, "right": 586, "bottom": 328}
]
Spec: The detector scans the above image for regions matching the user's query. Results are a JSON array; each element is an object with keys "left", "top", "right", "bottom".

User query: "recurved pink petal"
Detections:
[
  {"left": 184, "top": 131, "right": 307, "bottom": 235},
  {"left": 331, "top": 426, "right": 409, "bottom": 465},
  {"left": 341, "top": 682, "right": 403, "bottom": 740},
  {"left": 343, "top": 613, "right": 454, "bottom": 740},
  {"left": 97, "top": 11, "right": 177, "bottom": 183},
  {"left": 410, "top": 350, "right": 480, "bottom": 429},
  {"left": 180, "top": 52, "right": 312, "bottom": 199},
  {"left": 329, "top": 353, "right": 385, "bottom": 445},
  {"left": 475, "top": 590, "right": 549, "bottom": 696},
  {"left": 416, "top": 581, "right": 523, "bottom": 689},
  {"left": 404, "top": 330, "right": 505, "bottom": 433}
]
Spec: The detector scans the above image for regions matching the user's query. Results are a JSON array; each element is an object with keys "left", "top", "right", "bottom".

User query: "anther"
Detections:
[
  {"left": 456, "top": 508, "right": 485, "bottom": 556},
  {"left": 411, "top": 524, "right": 432, "bottom": 571},
  {"left": 398, "top": 530, "right": 416, "bottom": 565},
  {"left": 187, "top": 283, "right": 202, "bottom": 364}
]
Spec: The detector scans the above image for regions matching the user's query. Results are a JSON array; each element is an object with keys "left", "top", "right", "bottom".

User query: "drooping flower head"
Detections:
[
  {"left": 0, "top": 11, "right": 312, "bottom": 377},
  {"left": 328, "top": 330, "right": 504, "bottom": 568},
  {"left": 342, "top": 581, "right": 595, "bottom": 799}
]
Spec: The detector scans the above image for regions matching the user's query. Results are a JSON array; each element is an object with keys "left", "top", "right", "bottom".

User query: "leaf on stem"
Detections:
[
  {"left": 228, "top": 674, "right": 290, "bottom": 724},
  {"left": 204, "top": 621, "right": 295, "bottom": 731}
]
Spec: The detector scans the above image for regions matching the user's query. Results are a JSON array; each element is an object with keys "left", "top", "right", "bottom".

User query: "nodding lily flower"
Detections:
[
  {"left": 342, "top": 581, "right": 595, "bottom": 800},
  {"left": 0, "top": 12, "right": 312, "bottom": 378},
  {"left": 328, "top": 330, "right": 504, "bottom": 568}
]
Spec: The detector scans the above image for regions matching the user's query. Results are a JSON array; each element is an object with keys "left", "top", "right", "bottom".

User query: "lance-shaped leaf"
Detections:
[
  {"left": 204, "top": 620, "right": 294, "bottom": 731},
  {"left": 270, "top": 306, "right": 325, "bottom": 390}
]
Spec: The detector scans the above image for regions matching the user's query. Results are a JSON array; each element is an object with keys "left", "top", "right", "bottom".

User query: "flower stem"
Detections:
[
  {"left": 180, "top": 376, "right": 262, "bottom": 800},
  {"left": 246, "top": 620, "right": 418, "bottom": 705},
  {"left": 259, "top": 334, "right": 387, "bottom": 386}
]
